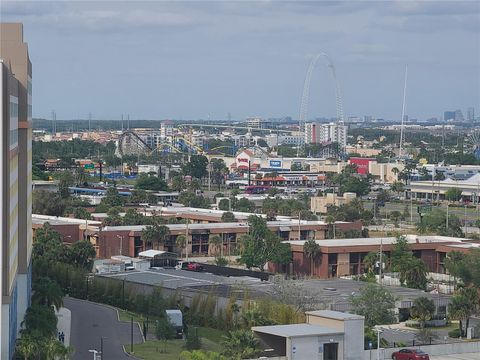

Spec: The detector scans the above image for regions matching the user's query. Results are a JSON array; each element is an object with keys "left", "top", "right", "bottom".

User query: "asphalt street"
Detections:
[
  {"left": 64, "top": 297, "right": 143, "bottom": 360},
  {"left": 430, "top": 354, "right": 480, "bottom": 360}
]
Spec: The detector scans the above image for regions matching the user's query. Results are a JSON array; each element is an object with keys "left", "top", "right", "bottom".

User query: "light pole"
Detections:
[
  {"left": 375, "top": 327, "right": 382, "bottom": 360},
  {"left": 116, "top": 235, "right": 124, "bottom": 255},
  {"left": 100, "top": 337, "right": 107, "bottom": 359},
  {"left": 379, "top": 238, "right": 383, "bottom": 286},
  {"left": 88, "top": 349, "right": 98, "bottom": 360}
]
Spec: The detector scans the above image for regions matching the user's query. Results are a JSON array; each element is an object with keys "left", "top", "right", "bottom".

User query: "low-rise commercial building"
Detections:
[
  {"left": 269, "top": 235, "right": 478, "bottom": 278},
  {"left": 311, "top": 193, "right": 357, "bottom": 214},
  {"left": 252, "top": 310, "right": 364, "bottom": 360},
  {"left": 96, "top": 220, "right": 362, "bottom": 259}
]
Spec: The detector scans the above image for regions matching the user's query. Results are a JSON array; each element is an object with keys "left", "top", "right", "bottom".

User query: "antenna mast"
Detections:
[{"left": 399, "top": 65, "right": 408, "bottom": 158}]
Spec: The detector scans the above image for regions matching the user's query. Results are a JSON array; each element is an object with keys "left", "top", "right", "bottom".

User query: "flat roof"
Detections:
[
  {"left": 306, "top": 310, "right": 364, "bottom": 321},
  {"left": 285, "top": 235, "right": 467, "bottom": 248},
  {"left": 102, "top": 219, "right": 339, "bottom": 232},
  {"left": 252, "top": 324, "right": 342, "bottom": 338}
]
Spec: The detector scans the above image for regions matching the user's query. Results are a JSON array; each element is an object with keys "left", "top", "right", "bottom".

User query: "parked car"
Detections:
[
  {"left": 391, "top": 349, "right": 430, "bottom": 360},
  {"left": 186, "top": 262, "right": 203, "bottom": 272}
]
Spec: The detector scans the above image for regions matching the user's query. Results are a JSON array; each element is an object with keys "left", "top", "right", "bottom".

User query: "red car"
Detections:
[
  {"left": 186, "top": 262, "right": 203, "bottom": 272},
  {"left": 392, "top": 349, "right": 430, "bottom": 360}
]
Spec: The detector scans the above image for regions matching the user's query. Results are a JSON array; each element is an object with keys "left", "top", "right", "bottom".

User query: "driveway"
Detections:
[{"left": 64, "top": 297, "right": 143, "bottom": 360}]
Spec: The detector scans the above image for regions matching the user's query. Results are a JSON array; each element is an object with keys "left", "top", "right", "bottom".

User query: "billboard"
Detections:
[{"left": 269, "top": 160, "right": 282, "bottom": 168}]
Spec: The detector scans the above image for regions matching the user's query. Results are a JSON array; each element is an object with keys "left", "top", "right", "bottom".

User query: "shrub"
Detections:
[
  {"left": 185, "top": 327, "right": 202, "bottom": 350},
  {"left": 448, "top": 328, "right": 461, "bottom": 338},
  {"left": 215, "top": 256, "right": 228, "bottom": 267}
]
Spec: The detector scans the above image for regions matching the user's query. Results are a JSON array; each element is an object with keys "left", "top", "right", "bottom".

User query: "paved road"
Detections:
[
  {"left": 64, "top": 297, "right": 143, "bottom": 360},
  {"left": 431, "top": 354, "right": 480, "bottom": 359}
]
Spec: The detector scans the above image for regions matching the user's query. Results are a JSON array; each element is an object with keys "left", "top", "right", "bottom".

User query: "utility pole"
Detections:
[
  {"left": 185, "top": 218, "right": 189, "bottom": 262},
  {"left": 130, "top": 316, "right": 134, "bottom": 354},
  {"left": 88, "top": 112, "right": 92, "bottom": 139},
  {"left": 379, "top": 238, "right": 383, "bottom": 286}
]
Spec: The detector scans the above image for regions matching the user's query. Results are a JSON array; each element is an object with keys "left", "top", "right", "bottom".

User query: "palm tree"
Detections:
[
  {"left": 209, "top": 235, "right": 223, "bottom": 256},
  {"left": 411, "top": 296, "right": 435, "bottom": 329},
  {"left": 32, "top": 277, "right": 64, "bottom": 310},
  {"left": 449, "top": 287, "right": 479, "bottom": 336},
  {"left": 303, "top": 239, "right": 320, "bottom": 276},
  {"left": 141, "top": 223, "right": 171, "bottom": 250},
  {"left": 16, "top": 334, "right": 38, "bottom": 360},
  {"left": 363, "top": 251, "right": 379, "bottom": 274},
  {"left": 325, "top": 215, "right": 336, "bottom": 239},
  {"left": 391, "top": 167, "right": 399, "bottom": 180},
  {"left": 176, "top": 235, "right": 187, "bottom": 259}
]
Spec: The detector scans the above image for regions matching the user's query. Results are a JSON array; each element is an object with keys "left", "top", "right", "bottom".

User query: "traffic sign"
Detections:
[
  {"left": 84, "top": 163, "right": 95, "bottom": 169},
  {"left": 417, "top": 205, "right": 432, "bottom": 214}
]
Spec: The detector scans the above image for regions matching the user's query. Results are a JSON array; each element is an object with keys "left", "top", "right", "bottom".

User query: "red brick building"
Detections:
[{"left": 268, "top": 235, "right": 478, "bottom": 278}]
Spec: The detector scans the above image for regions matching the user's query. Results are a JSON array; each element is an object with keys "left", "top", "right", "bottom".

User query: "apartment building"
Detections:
[
  {"left": 0, "top": 23, "right": 33, "bottom": 359},
  {"left": 305, "top": 122, "right": 347, "bottom": 148}
]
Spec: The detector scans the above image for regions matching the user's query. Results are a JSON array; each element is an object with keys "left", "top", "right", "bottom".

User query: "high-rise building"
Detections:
[
  {"left": 444, "top": 111, "right": 455, "bottom": 121},
  {"left": 0, "top": 23, "right": 32, "bottom": 359},
  {"left": 304, "top": 122, "right": 347, "bottom": 148},
  {"left": 455, "top": 109, "right": 464, "bottom": 122},
  {"left": 467, "top": 107, "right": 475, "bottom": 122}
]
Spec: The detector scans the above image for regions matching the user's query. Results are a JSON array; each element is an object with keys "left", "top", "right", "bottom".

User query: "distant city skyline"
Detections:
[{"left": 1, "top": 1, "right": 479, "bottom": 121}]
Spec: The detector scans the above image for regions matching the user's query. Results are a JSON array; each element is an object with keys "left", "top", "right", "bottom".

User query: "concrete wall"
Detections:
[
  {"left": 344, "top": 318, "right": 364, "bottom": 360},
  {"left": 364, "top": 341, "right": 480, "bottom": 360},
  {"left": 288, "top": 334, "right": 344, "bottom": 360}
]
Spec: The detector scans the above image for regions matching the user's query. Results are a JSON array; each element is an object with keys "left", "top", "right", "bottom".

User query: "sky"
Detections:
[{"left": 1, "top": 0, "right": 479, "bottom": 121}]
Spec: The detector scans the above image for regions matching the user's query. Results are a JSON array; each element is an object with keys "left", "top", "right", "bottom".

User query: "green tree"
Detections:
[
  {"left": 304, "top": 239, "right": 320, "bottom": 276},
  {"left": 33, "top": 190, "right": 67, "bottom": 217},
  {"left": 210, "top": 158, "right": 228, "bottom": 190},
  {"left": 141, "top": 223, "right": 170, "bottom": 250},
  {"left": 171, "top": 175, "right": 187, "bottom": 192},
  {"left": 221, "top": 329, "right": 261, "bottom": 360},
  {"left": 389, "top": 210, "right": 403, "bottom": 227},
  {"left": 445, "top": 188, "right": 463, "bottom": 202},
  {"left": 155, "top": 317, "right": 176, "bottom": 340},
  {"left": 446, "top": 249, "right": 480, "bottom": 288},
  {"left": 238, "top": 216, "right": 291, "bottom": 271},
  {"left": 390, "top": 181, "right": 405, "bottom": 197},
  {"left": 16, "top": 332, "right": 39, "bottom": 360},
  {"left": 135, "top": 173, "right": 168, "bottom": 191},
  {"left": 350, "top": 284, "right": 396, "bottom": 327},
  {"left": 449, "top": 287, "right": 479, "bottom": 336},
  {"left": 417, "top": 208, "right": 463, "bottom": 237},
  {"left": 182, "top": 155, "right": 208, "bottom": 179},
  {"left": 209, "top": 235, "right": 223, "bottom": 256},
  {"left": 32, "top": 277, "right": 64, "bottom": 309},
  {"left": 73, "top": 207, "right": 91, "bottom": 220},
  {"left": 67, "top": 240, "right": 96, "bottom": 270},
  {"left": 22, "top": 304, "right": 58, "bottom": 338},
  {"left": 176, "top": 235, "right": 187, "bottom": 259},
  {"left": 221, "top": 211, "right": 236, "bottom": 222},
  {"left": 411, "top": 296, "right": 435, "bottom": 328},
  {"left": 391, "top": 235, "right": 428, "bottom": 289}
]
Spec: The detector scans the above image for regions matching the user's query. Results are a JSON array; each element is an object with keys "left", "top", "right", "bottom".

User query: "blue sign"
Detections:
[{"left": 270, "top": 160, "right": 282, "bottom": 168}]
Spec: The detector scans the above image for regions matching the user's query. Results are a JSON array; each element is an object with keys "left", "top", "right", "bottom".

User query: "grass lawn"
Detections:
[
  {"left": 117, "top": 309, "right": 145, "bottom": 324},
  {"left": 117, "top": 308, "right": 226, "bottom": 359},
  {"left": 126, "top": 334, "right": 223, "bottom": 360}
]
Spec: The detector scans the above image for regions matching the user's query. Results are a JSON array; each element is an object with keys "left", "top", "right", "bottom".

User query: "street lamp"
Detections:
[
  {"left": 374, "top": 327, "right": 383, "bottom": 360},
  {"left": 116, "top": 235, "right": 124, "bottom": 255},
  {"left": 88, "top": 349, "right": 98, "bottom": 360}
]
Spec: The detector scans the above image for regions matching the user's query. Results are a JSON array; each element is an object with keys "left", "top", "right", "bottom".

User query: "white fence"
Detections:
[{"left": 364, "top": 341, "right": 480, "bottom": 360}]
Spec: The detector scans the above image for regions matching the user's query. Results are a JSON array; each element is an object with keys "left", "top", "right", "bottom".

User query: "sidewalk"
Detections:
[{"left": 56, "top": 307, "right": 72, "bottom": 347}]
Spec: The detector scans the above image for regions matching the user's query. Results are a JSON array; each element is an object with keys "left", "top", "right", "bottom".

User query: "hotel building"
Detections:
[{"left": 0, "top": 23, "right": 33, "bottom": 359}]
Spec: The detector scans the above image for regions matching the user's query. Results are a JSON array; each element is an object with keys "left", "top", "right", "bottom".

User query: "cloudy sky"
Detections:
[{"left": 1, "top": 1, "right": 479, "bottom": 121}]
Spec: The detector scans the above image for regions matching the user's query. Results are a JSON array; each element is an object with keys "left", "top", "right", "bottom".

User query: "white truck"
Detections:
[{"left": 166, "top": 309, "right": 183, "bottom": 338}]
